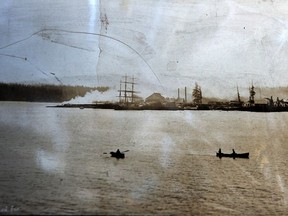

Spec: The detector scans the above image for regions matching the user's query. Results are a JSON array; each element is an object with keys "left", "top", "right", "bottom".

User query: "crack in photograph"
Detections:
[{"left": 1, "top": 0, "right": 288, "bottom": 215}]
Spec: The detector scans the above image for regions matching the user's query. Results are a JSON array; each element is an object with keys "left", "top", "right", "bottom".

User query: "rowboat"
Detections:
[
  {"left": 216, "top": 152, "right": 249, "bottom": 159},
  {"left": 110, "top": 151, "right": 125, "bottom": 159}
]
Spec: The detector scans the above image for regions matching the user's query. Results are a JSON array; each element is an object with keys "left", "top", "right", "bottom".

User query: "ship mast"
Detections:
[
  {"left": 119, "top": 80, "right": 122, "bottom": 103},
  {"left": 124, "top": 75, "right": 127, "bottom": 104},
  {"left": 118, "top": 75, "right": 138, "bottom": 105},
  {"left": 237, "top": 86, "right": 241, "bottom": 103},
  {"left": 131, "top": 75, "right": 135, "bottom": 103}
]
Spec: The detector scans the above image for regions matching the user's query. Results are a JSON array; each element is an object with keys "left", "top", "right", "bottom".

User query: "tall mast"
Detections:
[
  {"left": 185, "top": 87, "right": 187, "bottom": 103},
  {"left": 119, "top": 81, "right": 122, "bottom": 103},
  {"left": 118, "top": 75, "right": 139, "bottom": 105},
  {"left": 124, "top": 74, "right": 127, "bottom": 104},
  {"left": 132, "top": 75, "right": 134, "bottom": 103},
  {"left": 237, "top": 85, "right": 241, "bottom": 103}
]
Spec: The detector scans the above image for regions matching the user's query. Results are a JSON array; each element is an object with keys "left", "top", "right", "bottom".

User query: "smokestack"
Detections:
[
  {"left": 178, "top": 88, "right": 180, "bottom": 99},
  {"left": 185, "top": 87, "right": 187, "bottom": 103}
]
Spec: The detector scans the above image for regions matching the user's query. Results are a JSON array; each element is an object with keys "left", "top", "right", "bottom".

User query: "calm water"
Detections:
[{"left": 1, "top": 102, "right": 288, "bottom": 215}]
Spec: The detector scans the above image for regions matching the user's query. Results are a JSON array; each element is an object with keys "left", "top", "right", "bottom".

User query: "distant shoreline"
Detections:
[{"left": 0, "top": 83, "right": 109, "bottom": 102}]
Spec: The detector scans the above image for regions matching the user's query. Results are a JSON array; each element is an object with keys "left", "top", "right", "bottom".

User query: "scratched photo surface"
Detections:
[{"left": 1, "top": 1, "right": 288, "bottom": 215}]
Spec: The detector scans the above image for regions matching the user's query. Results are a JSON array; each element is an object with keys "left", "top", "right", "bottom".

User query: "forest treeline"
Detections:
[{"left": 0, "top": 83, "right": 109, "bottom": 102}]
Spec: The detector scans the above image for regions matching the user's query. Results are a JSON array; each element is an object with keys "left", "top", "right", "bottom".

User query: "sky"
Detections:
[{"left": 1, "top": 0, "right": 288, "bottom": 100}]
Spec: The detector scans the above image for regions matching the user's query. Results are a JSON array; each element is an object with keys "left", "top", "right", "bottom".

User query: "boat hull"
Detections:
[
  {"left": 110, "top": 151, "right": 125, "bottom": 159},
  {"left": 216, "top": 152, "right": 249, "bottom": 159}
]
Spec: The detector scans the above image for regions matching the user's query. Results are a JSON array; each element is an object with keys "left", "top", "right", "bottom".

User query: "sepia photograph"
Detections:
[{"left": 1, "top": 0, "right": 288, "bottom": 215}]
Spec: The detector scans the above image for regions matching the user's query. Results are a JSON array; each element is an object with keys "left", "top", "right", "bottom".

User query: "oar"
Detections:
[{"left": 103, "top": 150, "right": 129, "bottom": 154}]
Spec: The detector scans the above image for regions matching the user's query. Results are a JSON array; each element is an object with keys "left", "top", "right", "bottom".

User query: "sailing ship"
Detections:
[
  {"left": 240, "top": 84, "right": 288, "bottom": 112},
  {"left": 115, "top": 75, "right": 142, "bottom": 110}
]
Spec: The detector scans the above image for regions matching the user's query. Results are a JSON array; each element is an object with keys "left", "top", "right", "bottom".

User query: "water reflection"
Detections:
[
  {"left": 2, "top": 102, "right": 288, "bottom": 214},
  {"left": 160, "top": 135, "right": 175, "bottom": 168},
  {"left": 36, "top": 149, "right": 65, "bottom": 174},
  {"left": 130, "top": 177, "right": 158, "bottom": 200}
]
